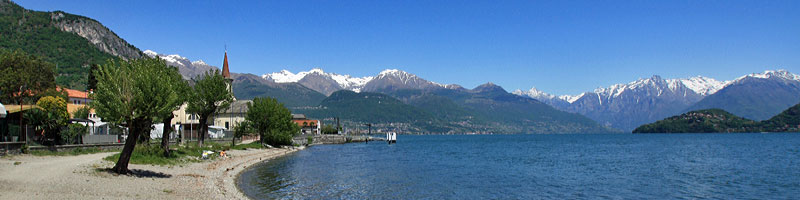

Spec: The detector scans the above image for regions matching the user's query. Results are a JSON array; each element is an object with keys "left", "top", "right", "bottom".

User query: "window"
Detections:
[
  {"left": 225, "top": 122, "right": 229, "bottom": 129},
  {"left": 303, "top": 122, "right": 308, "bottom": 126}
]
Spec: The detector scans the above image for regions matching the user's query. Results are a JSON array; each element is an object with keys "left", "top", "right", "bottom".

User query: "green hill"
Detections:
[
  {"left": 633, "top": 109, "right": 760, "bottom": 133},
  {"left": 232, "top": 73, "right": 326, "bottom": 108},
  {"left": 634, "top": 103, "right": 800, "bottom": 133},
  {"left": 760, "top": 103, "right": 800, "bottom": 132},
  {"left": 369, "top": 84, "right": 618, "bottom": 134},
  {"left": 0, "top": 0, "right": 141, "bottom": 89},
  {"left": 297, "top": 90, "right": 458, "bottom": 133},
  {"left": 302, "top": 90, "right": 436, "bottom": 124}
]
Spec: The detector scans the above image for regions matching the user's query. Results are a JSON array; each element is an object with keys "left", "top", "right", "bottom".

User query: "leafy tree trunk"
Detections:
[
  {"left": 231, "top": 130, "right": 236, "bottom": 147},
  {"left": 113, "top": 118, "right": 146, "bottom": 174},
  {"left": 161, "top": 115, "right": 173, "bottom": 157},
  {"left": 259, "top": 132, "right": 264, "bottom": 147},
  {"left": 137, "top": 126, "right": 150, "bottom": 144},
  {"left": 199, "top": 115, "right": 208, "bottom": 146}
]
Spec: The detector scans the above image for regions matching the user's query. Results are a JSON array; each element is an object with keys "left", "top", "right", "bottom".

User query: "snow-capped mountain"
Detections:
[
  {"left": 732, "top": 69, "right": 800, "bottom": 84},
  {"left": 515, "top": 70, "right": 800, "bottom": 131},
  {"left": 262, "top": 68, "right": 373, "bottom": 95},
  {"left": 515, "top": 75, "right": 727, "bottom": 131},
  {"left": 516, "top": 75, "right": 726, "bottom": 104},
  {"left": 262, "top": 68, "right": 449, "bottom": 95},
  {"left": 143, "top": 50, "right": 217, "bottom": 79},
  {"left": 678, "top": 76, "right": 728, "bottom": 96},
  {"left": 361, "top": 69, "right": 448, "bottom": 93},
  {"left": 687, "top": 69, "right": 800, "bottom": 121}
]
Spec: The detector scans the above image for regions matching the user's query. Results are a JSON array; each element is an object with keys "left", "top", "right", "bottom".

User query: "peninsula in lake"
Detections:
[{"left": 633, "top": 103, "right": 800, "bottom": 133}]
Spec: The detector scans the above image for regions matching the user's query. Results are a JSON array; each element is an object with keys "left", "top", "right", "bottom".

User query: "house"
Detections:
[
  {"left": 0, "top": 104, "right": 37, "bottom": 143},
  {"left": 58, "top": 87, "right": 92, "bottom": 105},
  {"left": 292, "top": 114, "right": 320, "bottom": 135}
]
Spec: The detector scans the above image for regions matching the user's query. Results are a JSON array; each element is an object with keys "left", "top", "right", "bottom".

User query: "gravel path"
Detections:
[{"left": 0, "top": 146, "right": 300, "bottom": 199}]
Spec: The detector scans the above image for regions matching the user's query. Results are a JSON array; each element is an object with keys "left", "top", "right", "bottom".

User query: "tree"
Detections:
[
  {"left": 93, "top": 58, "right": 184, "bottom": 174},
  {"left": 24, "top": 96, "right": 69, "bottom": 145},
  {"left": 62, "top": 123, "right": 87, "bottom": 144},
  {"left": 38, "top": 87, "right": 69, "bottom": 103},
  {"left": 73, "top": 105, "right": 91, "bottom": 119},
  {"left": 157, "top": 66, "right": 190, "bottom": 156},
  {"left": 87, "top": 64, "right": 99, "bottom": 91},
  {"left": 322, "top": 124, "right": 338, "bottom": 134},
  {"left": 244, "top": 97, "right": 299, "bottom": 147},
  {"left": 186, "top": 70, "right": 233, "bottom": 146},
  {"left": 0, "top": 49, "right": 56, "bottom": 104},
  {"left": 232, "top": 121, "right": 253, "bottom": 147}
]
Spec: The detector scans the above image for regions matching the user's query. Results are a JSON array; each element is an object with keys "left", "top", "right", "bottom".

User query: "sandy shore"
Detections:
[{"left": 0, "top": 146, "right": 301, "bottom": 199}]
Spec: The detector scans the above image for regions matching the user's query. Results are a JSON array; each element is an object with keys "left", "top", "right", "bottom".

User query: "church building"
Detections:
[{"left": 172, "top": 51, "right": 251, "bottom": 139}]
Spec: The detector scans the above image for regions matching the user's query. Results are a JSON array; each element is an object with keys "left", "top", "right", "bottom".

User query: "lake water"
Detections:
[{"left": 238, "top": 134, "right": 800, "bottom": 199}]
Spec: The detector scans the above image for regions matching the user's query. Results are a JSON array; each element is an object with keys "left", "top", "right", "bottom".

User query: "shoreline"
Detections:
[
  {"left": 0, "top": 146, "right": 303, "bottom": 200},
  {"left": 223, "top": 146, "right": 303, "bottom": 200}
]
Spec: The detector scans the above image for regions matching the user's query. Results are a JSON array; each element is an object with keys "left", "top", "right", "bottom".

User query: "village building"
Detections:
[
  {"left": 292, "top": 114, "right": 320, "bottom": 135},
  {"left": 170, "top": 51, "right": 322, "bottom": 139},
  {"left": 59, "top": 87, "right": 92, "bottom": 105},
  {"left": 171, "top": 51, "right": 262, "bottom": 140}
]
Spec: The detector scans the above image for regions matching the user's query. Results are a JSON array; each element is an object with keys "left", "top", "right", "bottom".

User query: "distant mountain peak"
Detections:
[
  {"left": 473, "top": 82, "right": 506, "bottom": 93},
  {"left": 143, "top": 50, "right": 218, "bottom": 79},
  {"left": 143, "top": 49, "right": 157, "bottom": 57},
  {"left": 374, "top": 69, "right": 417, "bottom": 82},
  {"left": 261, "top": 68, "right": 455, "bottom": 94},
  {"left": 444, "top": 84, "right": 466, "bottom": 90},
  {"left": 676, "top": 76, "right": 727, "bottom": 96},
  {"left": 514, "top": 87, "right": 583, "bottom": 103},
  {"left": 378, "top": 69, "right": 405, "bottom": 76},
  {"left": 262, "top": 68, "right": 375, "bottom": 94},
  {"left": 737, "top": 69, "right": 800, "bottom": 82},
  {"left": 512, "top": 87, "right": 556, "bottom": 100}
]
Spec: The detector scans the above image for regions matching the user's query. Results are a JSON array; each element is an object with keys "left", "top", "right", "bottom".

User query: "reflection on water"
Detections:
[{"left": 238, "top": 134, "right": 800, "bottom": 199}]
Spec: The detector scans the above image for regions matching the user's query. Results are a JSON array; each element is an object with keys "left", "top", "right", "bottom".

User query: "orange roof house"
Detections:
[
  {"left": 293, "top": 119, "right": 318, "bottom": 128},
  {"left": 59, "top": 87, "right": 90, "bottom": 99}
]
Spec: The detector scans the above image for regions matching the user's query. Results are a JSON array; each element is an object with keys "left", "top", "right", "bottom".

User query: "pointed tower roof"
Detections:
[{"left": 222, "top": 51, "right": 231, "bottom": 78}]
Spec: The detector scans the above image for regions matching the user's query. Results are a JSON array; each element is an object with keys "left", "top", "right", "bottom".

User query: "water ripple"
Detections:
[{"left": 238, "top": 133, "right": 800, "bottom": 199}]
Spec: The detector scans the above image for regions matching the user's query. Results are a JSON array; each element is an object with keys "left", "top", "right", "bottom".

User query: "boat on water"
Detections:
[{"left": 386, "top": 132, "right": 397, "bottom": 144}]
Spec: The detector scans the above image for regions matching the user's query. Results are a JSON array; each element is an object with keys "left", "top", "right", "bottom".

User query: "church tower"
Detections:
[{"left": 222, "top": 51, "right": 235, "bottom": 100}]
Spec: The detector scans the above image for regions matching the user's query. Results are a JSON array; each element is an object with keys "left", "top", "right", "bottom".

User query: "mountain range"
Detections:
[
  {"left": 263, "top": 68, "right": 452, "bottom": 95},
  {"left": 515, "top": 70, "right": 800, "bottom": 131},
  {"left": 148, "top": 49, "right": 800, "bottom": 133}
]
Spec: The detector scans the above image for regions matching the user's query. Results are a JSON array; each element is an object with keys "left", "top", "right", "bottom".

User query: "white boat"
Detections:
[{"left": 386, "top": 132, "right": 397, "bottom": 144}]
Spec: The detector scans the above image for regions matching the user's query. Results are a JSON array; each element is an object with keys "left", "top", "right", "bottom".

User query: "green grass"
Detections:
[
  {"left": 103, "top": 141, "right": 237, "bottom": 166},
  {"left": 30, "top": 147, "right": 117, "bottom": 156},
  {"left": 230, "top": 142, "right": 264, "bottom": 150}
]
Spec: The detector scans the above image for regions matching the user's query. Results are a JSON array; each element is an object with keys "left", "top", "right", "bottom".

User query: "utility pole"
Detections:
[
  {"left": 335, "top": 117, "right": 341, "bottom": 134},
  {"left": 19, "top": 85, "right": 24, "bottom": 143},
  {"left": 363, "top": 123, "right": 371, "bottom": 143}
]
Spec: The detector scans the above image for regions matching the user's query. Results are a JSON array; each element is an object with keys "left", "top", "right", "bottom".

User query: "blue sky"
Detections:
[{"left": 18, "top": 0, "right": 800, "bottom": 95}]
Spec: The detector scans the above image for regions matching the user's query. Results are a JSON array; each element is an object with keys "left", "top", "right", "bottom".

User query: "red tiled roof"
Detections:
[
  {"left": 12, "top": 86, "right": 91, "bottom": 99},
  {"left": 57, "top": 87, "right": 90, "bottom": 99},
  {"left": 293, "top": 119, "right": 318, "bottom": 127}
]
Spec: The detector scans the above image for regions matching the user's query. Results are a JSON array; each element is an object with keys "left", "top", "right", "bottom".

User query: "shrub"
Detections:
[{"left": 61, "top": 123, "right": 87, "bottom": 144}]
